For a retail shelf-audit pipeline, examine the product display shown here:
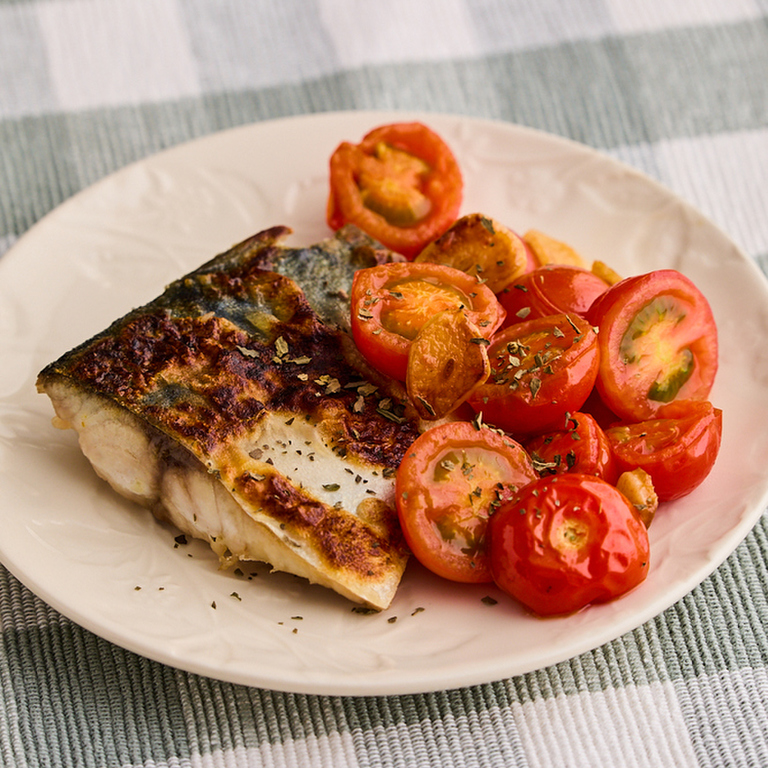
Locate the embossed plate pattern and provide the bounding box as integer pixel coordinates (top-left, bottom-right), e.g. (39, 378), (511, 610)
(2, 112), (768, 696)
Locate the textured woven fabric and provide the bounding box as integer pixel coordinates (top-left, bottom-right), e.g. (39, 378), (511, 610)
(2, 1), (768, 766)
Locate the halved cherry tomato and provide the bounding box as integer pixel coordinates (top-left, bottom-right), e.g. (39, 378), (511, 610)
(415, 213), (531, 293)
(395, 421), (537, 583)
(350, 262), (505, 381)
(467, 313), (599, 435)
(327, 122), (463, 259)
(525, 412), (618, 483)
(605, 400), (722, 501)
(489, 473), (650, 616)
(498, 265), (610, 326)
(587, 269), (718, 422)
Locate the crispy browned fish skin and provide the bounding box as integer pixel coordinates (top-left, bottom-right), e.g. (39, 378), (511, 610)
(37, 225), (419, 609)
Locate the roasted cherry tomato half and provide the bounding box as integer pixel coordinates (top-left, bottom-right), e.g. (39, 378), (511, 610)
(395, 421), (537, 583)
(498, 265), (610, 326)
(415, 213), (532, 294)
(467, 313), (599, 435)
(350, 261), (505, 381)
(488, 473), (650, 616)
(605, 400), (722, 501)
(525, 412), (618, 483)
(587, 269), (718, 422)
(327, 122), (463, 259)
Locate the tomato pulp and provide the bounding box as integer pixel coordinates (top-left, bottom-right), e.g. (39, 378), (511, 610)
(395, 421), (537, 583)
(489, 474), (650, 616)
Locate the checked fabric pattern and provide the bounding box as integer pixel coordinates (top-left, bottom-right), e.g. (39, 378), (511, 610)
(2, 1), (768, 766)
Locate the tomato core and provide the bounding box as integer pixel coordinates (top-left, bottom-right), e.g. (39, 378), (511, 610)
(555, 516), (591, 552)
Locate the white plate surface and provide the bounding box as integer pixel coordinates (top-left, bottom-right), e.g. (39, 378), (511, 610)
(2, 111), (768, 696)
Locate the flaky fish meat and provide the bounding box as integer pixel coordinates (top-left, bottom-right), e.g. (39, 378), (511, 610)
(37, 225), (421, 610)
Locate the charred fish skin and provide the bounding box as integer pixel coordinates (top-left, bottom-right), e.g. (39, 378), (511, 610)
(175, 223), (401, 333)
(37, 225), (418, 610)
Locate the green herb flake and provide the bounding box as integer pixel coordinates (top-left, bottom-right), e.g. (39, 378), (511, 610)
(417, 396), (436, 416)
(565, 314), (581, 333)
(480, 216), (496, 235)
(275, 336), (289, 357)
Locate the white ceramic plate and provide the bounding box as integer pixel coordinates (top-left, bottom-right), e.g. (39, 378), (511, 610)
(2, 111), (767, 697)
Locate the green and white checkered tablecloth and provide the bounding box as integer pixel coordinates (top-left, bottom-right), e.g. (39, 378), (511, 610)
(2, 1), (768, 765)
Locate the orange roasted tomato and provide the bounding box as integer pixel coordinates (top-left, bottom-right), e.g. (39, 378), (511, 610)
(498, 264), (610, 326)
(488, 473), (650, 616)
(467, 313), (599, 435)
(587, 269), (718, 422)
(350, 261), (505, 381)
(605, 400), (722, 501)
(395, 421), (537, 583)
(525, 411), (618, 483)
(327, 122), (463, 259)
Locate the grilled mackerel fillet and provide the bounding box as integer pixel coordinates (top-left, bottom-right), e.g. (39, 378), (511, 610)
(37, 225), (420, 610)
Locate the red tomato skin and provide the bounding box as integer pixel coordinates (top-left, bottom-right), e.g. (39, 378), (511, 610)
(587, 269), (718, 422)
(350, 262), (505, 381)
(395, 421), (537, 583)
(489, 474), (650, 616)
(605, 400), (722, 501)
(525, 412), (619, 484)
(327, 122), (463, 259)
(467, 313), (600, 435)
(498, 265), (610, 326)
